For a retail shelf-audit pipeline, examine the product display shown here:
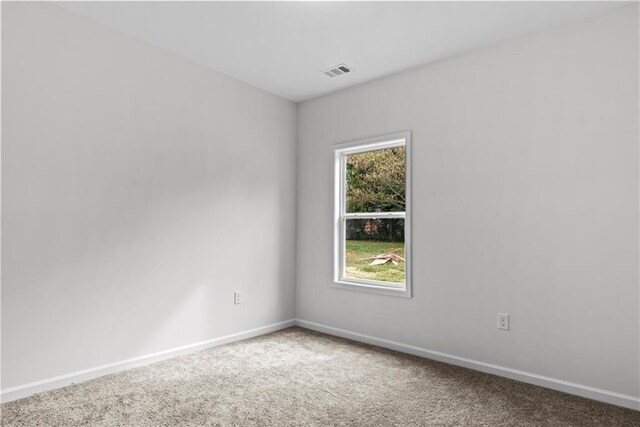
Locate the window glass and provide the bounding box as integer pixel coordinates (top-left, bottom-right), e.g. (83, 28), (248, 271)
(346, 147), (406, 213)
(344, 218), (405, 284)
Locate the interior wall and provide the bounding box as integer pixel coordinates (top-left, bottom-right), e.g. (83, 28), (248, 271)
(1, 2), (297, 389)
(296, 4), (639, 398)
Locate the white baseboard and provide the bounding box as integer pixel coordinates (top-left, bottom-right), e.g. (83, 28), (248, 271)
(294, 319), (640, 411)
(1, 319), (295, 404)
(4, 318), (638, 411)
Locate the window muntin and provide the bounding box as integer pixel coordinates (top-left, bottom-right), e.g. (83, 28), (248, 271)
(333, 132), (411, 297)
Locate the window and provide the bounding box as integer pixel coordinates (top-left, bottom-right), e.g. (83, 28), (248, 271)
(333, 131), (411, 297)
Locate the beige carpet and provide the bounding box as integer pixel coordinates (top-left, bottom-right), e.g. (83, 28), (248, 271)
(2, 327), (638, 426)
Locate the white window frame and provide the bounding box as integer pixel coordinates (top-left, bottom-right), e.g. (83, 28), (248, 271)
(332, 131), (412, 298)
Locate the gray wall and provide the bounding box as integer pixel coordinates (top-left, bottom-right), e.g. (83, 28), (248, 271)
(297, 4), (639, 397)
(2, 3), (297, 389)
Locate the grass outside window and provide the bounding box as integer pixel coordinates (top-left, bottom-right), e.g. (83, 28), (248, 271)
(345, 240), (405, 283)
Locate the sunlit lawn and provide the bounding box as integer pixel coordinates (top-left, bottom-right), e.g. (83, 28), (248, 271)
(345, 240), (405, 284)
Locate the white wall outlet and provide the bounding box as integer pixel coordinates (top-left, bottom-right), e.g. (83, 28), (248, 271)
(497, 313), (509, 330)
(234, 291), (242, 305)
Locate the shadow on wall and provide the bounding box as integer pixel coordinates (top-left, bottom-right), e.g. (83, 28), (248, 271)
(2, 123), (293, 387)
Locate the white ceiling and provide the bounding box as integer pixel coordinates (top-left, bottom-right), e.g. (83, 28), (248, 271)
(57, 1), (625, 103)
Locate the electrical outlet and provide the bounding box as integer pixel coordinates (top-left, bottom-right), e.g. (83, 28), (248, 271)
(497, 313), (509, 330)
(234, 291), (242, 305)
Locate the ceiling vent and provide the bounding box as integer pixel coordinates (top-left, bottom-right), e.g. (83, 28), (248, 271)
(322, 64), (354, 78)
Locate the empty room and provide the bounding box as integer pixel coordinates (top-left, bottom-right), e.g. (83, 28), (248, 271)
(1, 1), (639, 425)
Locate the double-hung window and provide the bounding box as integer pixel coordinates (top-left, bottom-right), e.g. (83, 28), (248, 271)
(333, 131), (411, 297)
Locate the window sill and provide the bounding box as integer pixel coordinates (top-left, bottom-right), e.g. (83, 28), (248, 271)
(332, 279), (412, 298)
